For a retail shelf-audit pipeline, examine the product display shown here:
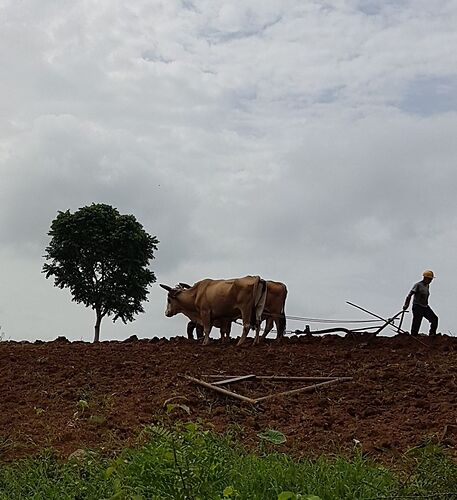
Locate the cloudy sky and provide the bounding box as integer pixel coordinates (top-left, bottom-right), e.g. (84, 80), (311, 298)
(1, 0), (457, 342)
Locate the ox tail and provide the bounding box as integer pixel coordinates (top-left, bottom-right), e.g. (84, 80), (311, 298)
(250, 277), (267, 329)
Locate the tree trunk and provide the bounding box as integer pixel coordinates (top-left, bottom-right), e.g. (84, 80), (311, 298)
(94, 309), (102, 343)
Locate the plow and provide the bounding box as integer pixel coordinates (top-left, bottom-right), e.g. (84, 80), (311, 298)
(288, 301), (408, 337)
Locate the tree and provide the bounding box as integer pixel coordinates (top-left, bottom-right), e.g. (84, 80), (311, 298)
(42, 203), (159, 342)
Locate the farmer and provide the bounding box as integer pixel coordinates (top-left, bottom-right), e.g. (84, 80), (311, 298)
(403, 270), (438, 336)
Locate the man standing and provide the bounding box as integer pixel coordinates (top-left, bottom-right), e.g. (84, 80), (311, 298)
(403, 270), (438, 336)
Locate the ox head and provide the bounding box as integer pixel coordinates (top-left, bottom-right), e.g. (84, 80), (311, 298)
(160, 284), (185, 317)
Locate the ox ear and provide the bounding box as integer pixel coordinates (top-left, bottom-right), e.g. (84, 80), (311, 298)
(178, 282), (191, 289)
(159, 284), (173, 292)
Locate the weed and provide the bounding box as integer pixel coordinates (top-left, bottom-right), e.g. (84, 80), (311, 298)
(76, 399), (89, 412)
(0, 436), (13, 457)
(0, 426), (456, 499)
(88, 415), (106, 426)
(33, 407), (46, 417)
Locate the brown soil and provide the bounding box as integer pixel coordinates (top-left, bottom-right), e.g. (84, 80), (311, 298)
(1, 334), (456, 462)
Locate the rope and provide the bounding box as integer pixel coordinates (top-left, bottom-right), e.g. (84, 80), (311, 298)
(285, 315), (381, 324)
(234, 311), (401, 334)
(263, 311), (382, 324)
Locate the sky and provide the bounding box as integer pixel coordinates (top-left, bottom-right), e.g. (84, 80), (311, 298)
(1, 0), (457, 342)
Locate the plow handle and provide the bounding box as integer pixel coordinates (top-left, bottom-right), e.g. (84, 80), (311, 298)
(397, 310), (406, 333)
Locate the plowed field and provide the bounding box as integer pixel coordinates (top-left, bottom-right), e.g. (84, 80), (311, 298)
(1, 334), (456, 462)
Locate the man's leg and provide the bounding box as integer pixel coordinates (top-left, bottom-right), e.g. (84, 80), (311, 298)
(411, 304), (424, 335)
(423, 306), (438, 335)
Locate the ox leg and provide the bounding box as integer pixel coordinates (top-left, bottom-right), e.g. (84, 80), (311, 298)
(221, 322), (231, 343)
(237, 323), (251, 346)
(253, 322), (263, 345)
(261, 318), (274, 340)
(226, 321), (232, 342)
(202, 326), (213, 345)
(196, 323), (204, 340)
(187, 321), (204, 340)
(253, 327), (259, 345)
(187, 321), (196, 340)
(201, 315), (212, 346)
(276, 313), (286, 339)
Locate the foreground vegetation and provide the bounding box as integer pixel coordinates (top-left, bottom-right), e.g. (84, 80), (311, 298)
(0, 422), (456, 500)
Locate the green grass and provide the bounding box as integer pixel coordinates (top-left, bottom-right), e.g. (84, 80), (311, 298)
(0, 423), (456, 499)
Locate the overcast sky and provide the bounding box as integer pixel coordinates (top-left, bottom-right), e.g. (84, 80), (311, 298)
(1, 0), (457, 342)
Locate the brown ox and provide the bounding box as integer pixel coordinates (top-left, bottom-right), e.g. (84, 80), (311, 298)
(187, 280), (287, 341)
(160, 276), (267, 346)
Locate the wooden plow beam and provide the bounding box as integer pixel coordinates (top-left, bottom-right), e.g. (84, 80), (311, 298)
(183, 374), (353, 405)
(291, 304), (406, 336)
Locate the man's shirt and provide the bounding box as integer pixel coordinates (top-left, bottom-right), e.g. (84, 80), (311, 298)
(409, 280), (430, 307)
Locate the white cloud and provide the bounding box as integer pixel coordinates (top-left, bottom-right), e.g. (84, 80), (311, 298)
(1, 0), (457, 341)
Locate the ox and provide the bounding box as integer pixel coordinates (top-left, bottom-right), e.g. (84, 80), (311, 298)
(160, 276), (267, 346)
(187, 280), (287, 341)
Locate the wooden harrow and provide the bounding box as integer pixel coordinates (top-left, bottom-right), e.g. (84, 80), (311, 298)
(183, 374), (353, 405)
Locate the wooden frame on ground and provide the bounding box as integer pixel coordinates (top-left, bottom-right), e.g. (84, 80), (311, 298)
(183, 374), (353, 405)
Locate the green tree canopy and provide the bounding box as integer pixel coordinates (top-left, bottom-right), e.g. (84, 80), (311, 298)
(42, 203), (159, 342)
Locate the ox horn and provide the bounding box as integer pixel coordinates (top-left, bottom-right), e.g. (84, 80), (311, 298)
(178, 282), (191, 289)
(159, 284), (173, 292)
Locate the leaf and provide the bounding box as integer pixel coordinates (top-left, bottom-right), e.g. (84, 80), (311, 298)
(278, 494), (321, 500)
(105, 466), (116, 478)
(108, 493), (123, 500)
(77, 399), (89, 410)
(223, 485), (235, 497)
(166, 403), (191, 415)
(257, 429), (287, 445)
(185, 422), (200, 433)
(278, 492), (295, 500)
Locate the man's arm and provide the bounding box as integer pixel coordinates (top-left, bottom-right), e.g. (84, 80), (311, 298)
(403, 284), (416, 310)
